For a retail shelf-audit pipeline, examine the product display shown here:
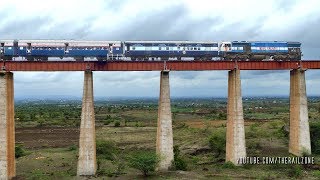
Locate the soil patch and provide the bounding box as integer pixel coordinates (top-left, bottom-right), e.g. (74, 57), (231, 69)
(16, 127), (79, 149)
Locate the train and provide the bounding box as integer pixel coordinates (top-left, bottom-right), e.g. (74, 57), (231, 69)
(0, 40), (302, 61)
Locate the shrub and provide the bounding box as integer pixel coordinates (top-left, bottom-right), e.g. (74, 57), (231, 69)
(67, 144), (77, 151)
(103, 119), (114, 125)
(128, 152), (159, 176)
(313, 170), (320, 178)
(208, 129), (226, 158)
(171, 145), (187, 171)
(96, 140), (117, 160)
(114, 120), (121, 127)
(222, 161), (236, 169)
(288, 165), (303, 178)
(15, 144), (28, 158)
(310, 122), (320, 154)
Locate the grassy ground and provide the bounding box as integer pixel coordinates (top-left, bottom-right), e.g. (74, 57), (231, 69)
(15, 120), (320, 179)
(13, 98), (320, 179)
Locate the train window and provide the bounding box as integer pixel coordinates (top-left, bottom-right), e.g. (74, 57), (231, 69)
(178, 47), (180, 50)
(159, 47), (161, 50)
(166, 47), (169, 50)
(132, 47), (135, 50)
(198, 47), (200, 50)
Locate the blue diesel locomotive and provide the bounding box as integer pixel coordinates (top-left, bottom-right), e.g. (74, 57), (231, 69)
(0, 40), (302, 61)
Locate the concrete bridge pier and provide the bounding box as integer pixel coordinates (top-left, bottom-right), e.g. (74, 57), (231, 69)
(0, 72), (15, 180)
(226, 69), (246, 165)
(77, 71), (97, 176)
(289, 69), (311, 156)
(156, 71), (174, 171)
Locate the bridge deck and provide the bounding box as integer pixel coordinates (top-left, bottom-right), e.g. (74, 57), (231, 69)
(1, 60), (320, 71)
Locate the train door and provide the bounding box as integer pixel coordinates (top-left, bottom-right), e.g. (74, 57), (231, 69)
(13, 40), (19, 56)
(64, 43), (69, 55)
(145, 43), (152, 57)
(109, 43), (113, 54)
(26, 43), (32, 55)
(0, 42), (4, 56)
(125, 44), (130, 52)
(109, 43), (113, 60)
(244, 44), (251, 54)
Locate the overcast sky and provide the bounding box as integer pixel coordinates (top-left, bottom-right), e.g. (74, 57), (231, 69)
(1, 0), (320, 98)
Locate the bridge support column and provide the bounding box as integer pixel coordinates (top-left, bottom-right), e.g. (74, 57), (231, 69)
(226, 69), (246, 165)
(156, 71), (174, 171)
(77, 71), (97, 176)
(289, 69), (311, 156)
(0, 72), (15, 180)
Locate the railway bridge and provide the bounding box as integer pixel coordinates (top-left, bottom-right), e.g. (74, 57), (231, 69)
(1, 60), (320, 178)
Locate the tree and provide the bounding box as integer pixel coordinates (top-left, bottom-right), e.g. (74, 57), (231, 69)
(209, 129), (226, 158)
(128, 152), (159, 176)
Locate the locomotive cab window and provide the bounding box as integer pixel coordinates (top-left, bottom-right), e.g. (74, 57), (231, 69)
(220, 42), (232, 51)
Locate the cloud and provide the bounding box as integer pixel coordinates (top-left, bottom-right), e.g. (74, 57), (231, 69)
(0, 0), (320, 97)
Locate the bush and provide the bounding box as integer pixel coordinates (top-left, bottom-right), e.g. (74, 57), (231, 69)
(313, 170), (320, 178)
(208, 129), (226, 158)
(103, 119), (114, 125)
(310, 122), (320, 154)
(221, 161), (236, 169)
(288, 165), (303, 178)
(15, 144), (28, 158)
(171, 145), (187, 171)
(128, 152), (159, 176)
(96, 140), (117, 160)
(67, 144), (77, 151)
(114, 120), (121, 127)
